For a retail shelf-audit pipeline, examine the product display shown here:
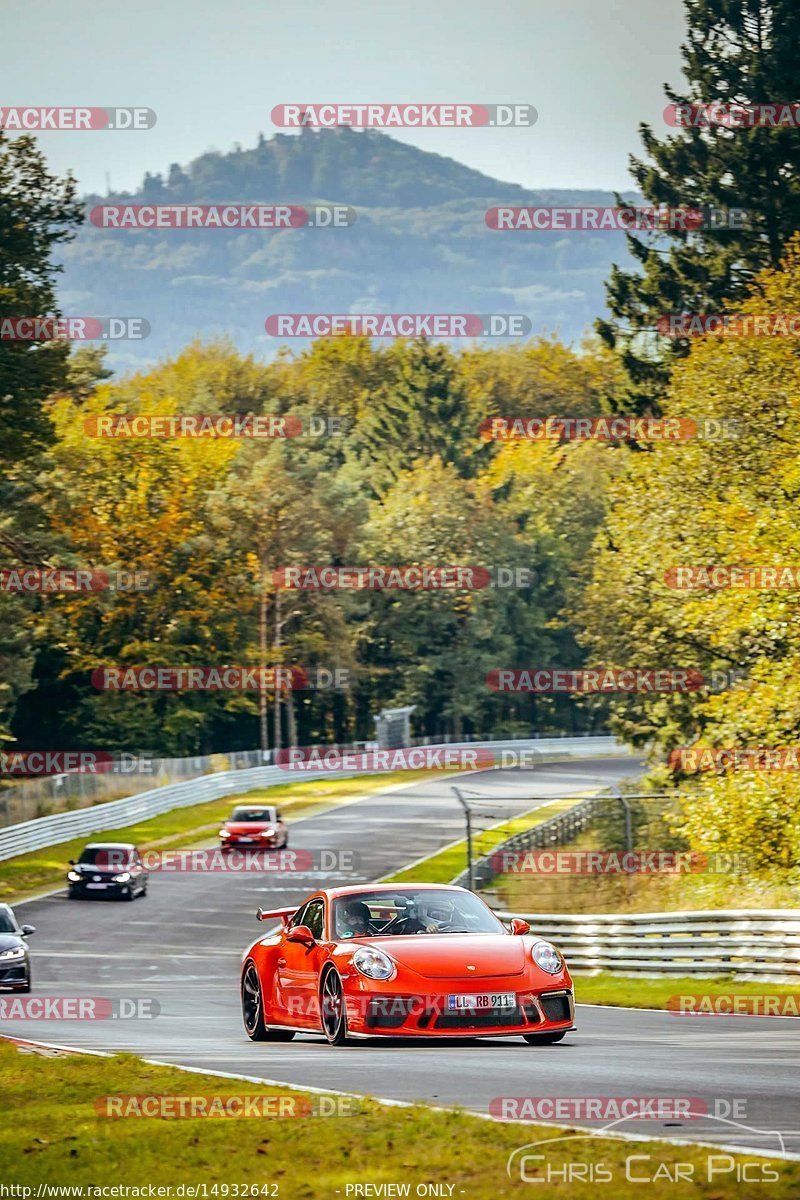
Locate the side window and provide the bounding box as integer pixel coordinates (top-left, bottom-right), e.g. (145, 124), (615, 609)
(304, 899), (325, 941)
(289, 902), (308, 929)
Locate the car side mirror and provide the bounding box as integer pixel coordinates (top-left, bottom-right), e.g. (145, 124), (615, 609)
(287, 924), (316, 947)
(21, 925), (35, 936)
(510, 918), (530, 935)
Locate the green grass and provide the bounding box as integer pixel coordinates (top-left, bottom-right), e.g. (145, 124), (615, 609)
(574, 971), (800, 1009)
(495, 829), (800, 915)
(0, 770), (441, 902)
(383, 795), (589, 884)
(1, 1040), (797, 1197)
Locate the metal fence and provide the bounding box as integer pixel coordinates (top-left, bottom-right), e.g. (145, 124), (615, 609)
(0, 730), (616, 828)
(0, 749), (273, 828)
(0, 735), (627, 862)
(451, 791), (610, 890)
(497, 909), (800, 977)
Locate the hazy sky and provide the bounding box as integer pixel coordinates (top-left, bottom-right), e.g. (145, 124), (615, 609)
(4, 0), (688, 195)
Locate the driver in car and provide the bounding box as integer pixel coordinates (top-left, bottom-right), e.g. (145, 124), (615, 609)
(336, 899), (372, 939)
(398, 899), (453, 934)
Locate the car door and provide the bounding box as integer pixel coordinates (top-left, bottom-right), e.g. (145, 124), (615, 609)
(275, 897), (327, 1029)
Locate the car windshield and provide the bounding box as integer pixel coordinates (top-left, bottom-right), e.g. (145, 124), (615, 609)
(77, 847), (131, 868)
(230, 807), (275, 822)
(0, 907), (18, 934)
(332, 889), (505, 939)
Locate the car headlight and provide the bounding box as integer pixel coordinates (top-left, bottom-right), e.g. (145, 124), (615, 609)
(219, 829), (230, 837)
(112, 872), (131, 883)
(259, 829), (276, 837)
(67, 871), (81, 882)
(532, 941), (563, 974)
(0, 946), (25, 960)
(353, 947), (396, 981)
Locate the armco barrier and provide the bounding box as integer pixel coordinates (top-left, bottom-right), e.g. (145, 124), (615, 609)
(0, 735), (627, 862)
(498, 909), (800, 977)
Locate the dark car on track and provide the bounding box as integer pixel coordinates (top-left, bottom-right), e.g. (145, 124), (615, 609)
(67, 842), (148, 900)
(0, 903), (35, 992)
(219, 805), (288, 850)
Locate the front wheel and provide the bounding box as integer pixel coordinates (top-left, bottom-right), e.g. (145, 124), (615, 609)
(523, 1030), (567, 1045)
(242, 962), (295, 1042)
(320, 969), (349, 1046)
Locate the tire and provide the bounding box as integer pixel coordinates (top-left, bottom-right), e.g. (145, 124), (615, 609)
(122, 888), (134, 901)
(523, 1031), (568, 1045)
(241, 962), (295, 1042)
(320, 968), (349, 1046)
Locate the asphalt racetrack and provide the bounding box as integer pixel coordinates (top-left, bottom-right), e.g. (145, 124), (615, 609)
(4, 757), (800, 1156)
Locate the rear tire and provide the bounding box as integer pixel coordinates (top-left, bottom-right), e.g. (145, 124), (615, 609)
(242, 962), (296, 1042)
(523, 1031), (567, 1045)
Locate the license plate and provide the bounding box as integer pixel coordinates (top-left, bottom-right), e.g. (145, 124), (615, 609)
(447, 992), (515, 1011)
(86, 883), (107, 889)
(237, 837), (253, 844)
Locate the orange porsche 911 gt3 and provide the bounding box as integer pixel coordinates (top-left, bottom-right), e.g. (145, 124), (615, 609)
(240, 883), (574, 1045)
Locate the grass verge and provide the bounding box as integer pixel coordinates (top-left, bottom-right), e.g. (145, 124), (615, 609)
(0, 770), (441, 903)
(574, 971), (800, 1010)
(1, 1039), (797, 1197)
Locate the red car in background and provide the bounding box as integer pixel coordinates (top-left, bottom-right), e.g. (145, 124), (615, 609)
(219, 804), (289, 850)
(241, 883), (574, 1046)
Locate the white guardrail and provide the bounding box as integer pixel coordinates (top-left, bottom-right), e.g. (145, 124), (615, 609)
(0, 735), (626, 863)
(499, 910), (800, 977)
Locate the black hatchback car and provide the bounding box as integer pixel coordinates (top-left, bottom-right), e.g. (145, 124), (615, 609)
(0, 903), (35, 992)
(67, 842), (149, 900)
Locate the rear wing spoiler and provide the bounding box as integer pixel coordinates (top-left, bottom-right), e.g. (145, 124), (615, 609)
(256, 906), (295, 925)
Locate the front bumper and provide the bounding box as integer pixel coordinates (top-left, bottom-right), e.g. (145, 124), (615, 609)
(344, 984), (574, 1038)
(68, 879), (131, 898)
(220, 838), (279, 849)
(0, 959), (29, 989)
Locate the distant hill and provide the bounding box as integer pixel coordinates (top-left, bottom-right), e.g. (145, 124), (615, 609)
(58, 128), (640, 370)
